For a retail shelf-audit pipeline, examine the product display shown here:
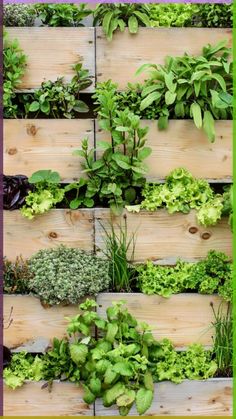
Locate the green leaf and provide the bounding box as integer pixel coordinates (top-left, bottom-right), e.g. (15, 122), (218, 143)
(29, 101), (40, 112)
(128, 16), (138, 34)
(40, 100), (50, 114)
(158, 115), (168, 130)
(106, 322), (118, 343)
(133, 11), (150, 26)
(104, 382), (125, 405)
(29, 170), (60, 184)
(164, 72), (176, 93)
(117, 19), (125, 32)
(117, 389), (136, 407)
(102, 11), (114, 37)
(136, 388), (153, 415)
(140, 92), (161, 110)
(82, 384), (96, 404)
(144, 371), (154, 391)
(203, 110), (215, 143)
(70, 198), (81, 210)
(165, 91), (176, 105)
(190, 102), (202, 129)
(138, 147), (152, 160)
(97, 140), (111, 150)
(113, 362), (133, 377)
(104, 367), (118, 385)
(211, 73), (226, 91)
(70, 343), (88, 365)
(74, 100), (89, 113)
(89, 377), (101, 395)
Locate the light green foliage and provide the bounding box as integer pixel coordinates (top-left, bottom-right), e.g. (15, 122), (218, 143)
(140, 168), (224, 226)
(73, 81), (151, 214)
(4, 352), (44, 389)
(3, 31), (27, 118)
(221, 185), (233, 231)
(138, 250), (232, 301)
(28, 246), (110, 305)
(149, 3), (197, 27)
(20, 170), (64, 219)
(35, 3), (91, 27)
(211, 303), (232, 377)
(93, 3), (150, 40)
(3, 4), (36, 26)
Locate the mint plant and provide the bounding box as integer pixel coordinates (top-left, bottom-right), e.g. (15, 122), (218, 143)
(35, 3), (91, 27)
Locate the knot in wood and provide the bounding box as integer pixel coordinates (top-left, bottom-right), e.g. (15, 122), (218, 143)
(8, 147), (17, 155)
(201, 232), (211, 240)
(188, 226), (198, 234)
(48, 231), (58, 239)
(27, 125), (37, 136)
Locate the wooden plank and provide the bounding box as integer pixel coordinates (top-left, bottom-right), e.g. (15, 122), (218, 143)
(96, 120), (232, 182)
(4, 381), (92, 416)
(97, 293), (224, 348)
(95, 378), (232, 416)
(4, 295), (86, 352)
(7, 27), (95, 91)
(94, 209), (232, 263)
(4, 119), (94, 182)
(4, 209), (94, 260)
(96, 28), (232, 89)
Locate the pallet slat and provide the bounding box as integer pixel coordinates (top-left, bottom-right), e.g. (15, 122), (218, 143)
(96, 120), (232, 181)
(4, 119), (94, 181)
(4, 209), (94, 260)
(97, 293), (224, 348)
(7, 28), (95, 91)
(4, 381), (92, 416)
(95, 379), (232, 416)
(95, 209), (232, 263)
(96, 27), (232, 89)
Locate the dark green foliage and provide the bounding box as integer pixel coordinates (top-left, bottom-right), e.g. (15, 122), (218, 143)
(35, 3), (91, 27)
(192, 3), (233, 28)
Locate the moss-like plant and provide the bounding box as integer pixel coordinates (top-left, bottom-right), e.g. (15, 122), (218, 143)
(3, 4), (36, 26)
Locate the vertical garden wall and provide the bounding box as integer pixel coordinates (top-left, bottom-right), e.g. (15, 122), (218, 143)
(3, 3), (233, 416)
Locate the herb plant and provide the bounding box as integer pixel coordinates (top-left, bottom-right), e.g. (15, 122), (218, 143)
(93, 3), (150, 40)
(3, 175), (32, 210)
(138, 250), (232, 301)
(192, 3), (233, 28)
(4, 256), (32, 294)
(28, 246), (110, 305)
(136, 41), (232, 142)
(149, 3), (197, 28)
(211, 302), (232, 377)
(3, 352), (44, 390)
(136, 168), (224, 227)
(20, 170), (64, 219)
(3, 31), (27, 118)
(74, 81), (151, 214)
(19, 63), (92, 118)
(3, 4), (36, 26)
(35, 3), (91, 27)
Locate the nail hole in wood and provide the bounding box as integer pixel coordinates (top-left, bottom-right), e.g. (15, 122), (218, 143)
(48, 232), (58, 239)
(189, 226), (198, 234)
(201, 232), (211, 240)
(8, 148), (17, 155)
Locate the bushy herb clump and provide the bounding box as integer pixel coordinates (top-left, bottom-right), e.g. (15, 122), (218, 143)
(192, 3), (233, 28)
(3, 256), (32, 294)
(3, 32), (27, 118)
(3, 4), (36, 26)
(28, 246), (110, 305)
(138, 250), (232, 301)
(149, 3), (197, 28)
(137, 168), (224, 227)
(34, 3), (91, 27)
(4, 299), (219, 415)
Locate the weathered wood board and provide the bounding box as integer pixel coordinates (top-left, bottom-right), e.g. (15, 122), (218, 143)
(96, 120), (232, 182)
(96, 27), (232, 89)
(95, 209), (232, 263)
(4, 209), (94, 260)
(97, 293), (225, 348)
(4, 381), (92, 416)
(4, 295), (86, 352)
(4, 119), (94, 181)
(95, 379), (232, 416)
(7, 28), (95, 91)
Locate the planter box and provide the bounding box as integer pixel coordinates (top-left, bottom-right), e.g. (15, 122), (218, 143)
(95, 378), (232, 416)
(4, 209), (232, 261)
(96, 27), (232, 89)
(97, 293), (225, 349)
(4, 381), (92, 416)
(7, 27), (95, 91)
(4, 119), (94, 182)
(96, 120), (232, 182)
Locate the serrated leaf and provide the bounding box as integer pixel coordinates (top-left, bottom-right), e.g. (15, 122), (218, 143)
(190, 102), (202, 129)
(136, 388), (153, 415)
(106, 322), (118, 343)
(70, 343), (88, 365)
(113, 361), (133, 377)
(104, 382), (125, 405)
(117, 389), (136, 407)
(128, 16), (138, 34)
(104, 367), (117, 385)
(89, 377), (101, 395)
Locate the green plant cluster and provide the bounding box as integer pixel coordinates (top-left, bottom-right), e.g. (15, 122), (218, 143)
(211, 303), (232, 377)
(3, 32), (27, 118)
(27, 246), (110, 305)
(192, 3), (233, 28)
(138, 250), (232, 301)
(137, 168), (224, 227)
(148, 3), (198, 28)
(20, 170), (64, 219)
(4, 299), (218, 415)
(34, 3), (91, 27)
(3, 256), (32, 294)
(3, 3), (36, 26)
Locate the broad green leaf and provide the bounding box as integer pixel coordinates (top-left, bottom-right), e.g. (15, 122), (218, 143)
(211, 73), (226, 91)
(70, 343), (88, 365)
(102, 11), (114, 37)
(141, 84), (159, 98)
(164, 72), (176, 93)
(82, 384), (96, 404)
(128, 16), (138, 34)
(74, 100), (89, 113)
(99, 119), (111, 131)
(158, 115), (168, 130)
(124, 187), (136, 203)
(104, 382), (125, 405)
(40, 100), (50, 114)
(138, 147), (152, 160)
(218, 91), (232, 105)
(29, 101), (40, 112)
(89, 377), (101, 395)
(97, 140), (111, 150)
(136, 388), (153, 415)
(144, 371), (154, 391)
(140, 91), (161, 110)
(190, 102), (202, 129)
(70, 198), (81, 210)
(117, 19), (125, 32)
(113, 361), (133, 377)
(203, 110), (215, 143)
(108, 17), (119, 40)
(106, 322), (118, 343)
(117, 389), (136, 407)
(135, 63), (154, 77)
(104, 367), (118, 385)
(165, 91), (176, 105)
(133, 11), (150, 26)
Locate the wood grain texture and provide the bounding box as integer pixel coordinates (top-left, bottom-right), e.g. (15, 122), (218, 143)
(4, 295), (86, 352)
(96, 27), (232, 89)
(7, 27), (95, 91)
(4, 209), (94, 260)
(97, 293), (225, 348)
(4, 119), (94, 181)
(95, 209), (232, 263)
(96, 120), (232, 181)
(4, 381), (92, 416)
(95, 379), (232, 416)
